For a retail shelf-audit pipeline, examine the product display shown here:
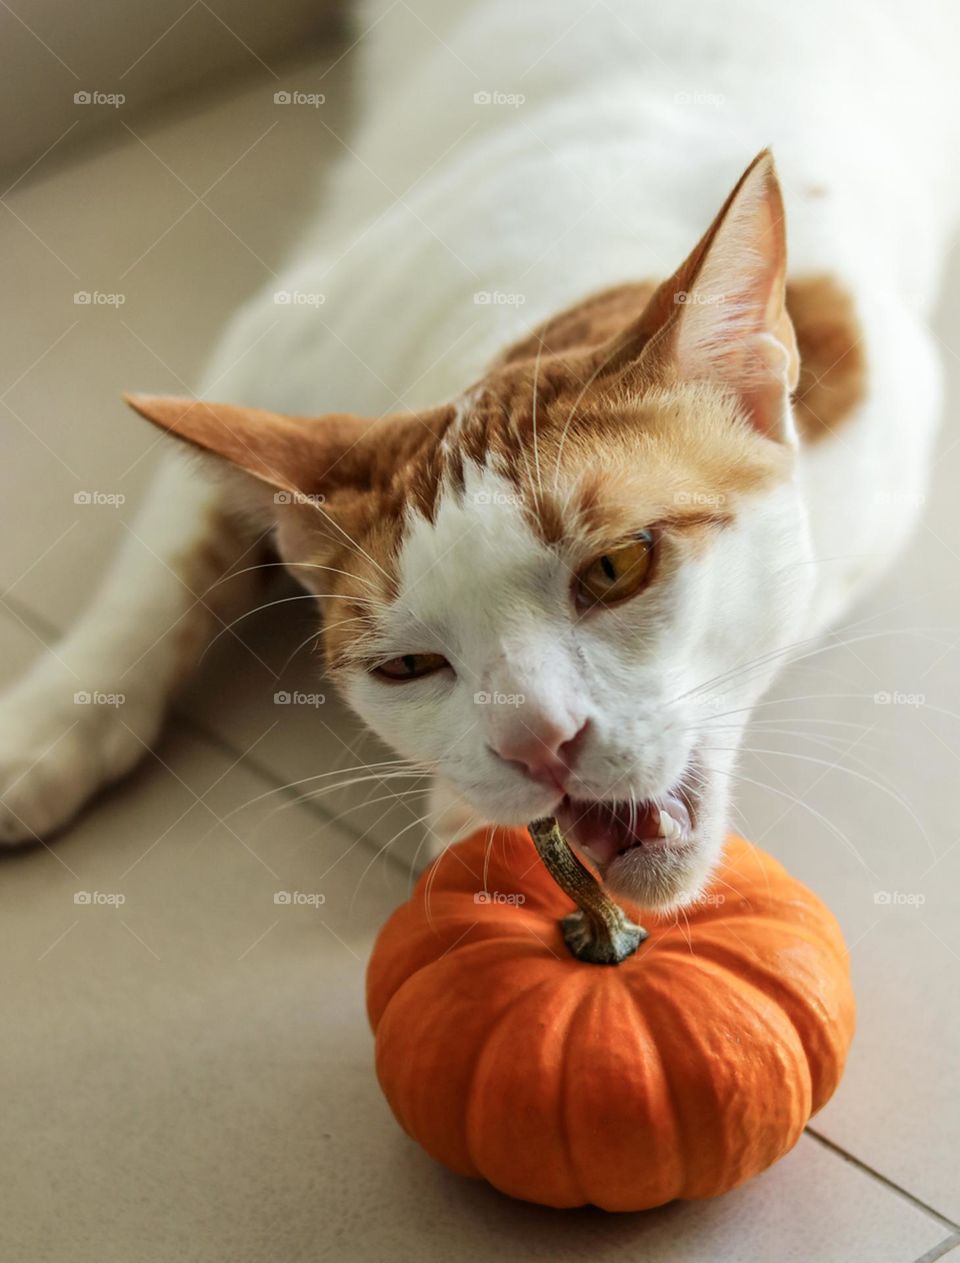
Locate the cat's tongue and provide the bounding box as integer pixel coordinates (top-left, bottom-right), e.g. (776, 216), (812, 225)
(560, 793), (693, 868)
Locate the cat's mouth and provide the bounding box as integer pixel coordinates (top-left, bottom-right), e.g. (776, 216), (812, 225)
(557, 783), (698, 874)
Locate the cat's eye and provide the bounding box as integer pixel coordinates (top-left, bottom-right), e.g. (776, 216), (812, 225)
(575, 530), (656, 608)
(374, 653), (450, 681)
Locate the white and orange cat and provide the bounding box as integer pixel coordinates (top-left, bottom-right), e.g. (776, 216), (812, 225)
(2, 0), (959, 906)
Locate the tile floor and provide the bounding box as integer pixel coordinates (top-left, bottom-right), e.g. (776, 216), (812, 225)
(1, 36), (959, 1263)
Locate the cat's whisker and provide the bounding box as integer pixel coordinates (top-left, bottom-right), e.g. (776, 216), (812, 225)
(202, 558), (380, 596)
(199, 592), (371, 665)
(674, 623), (954, 709)
(529, 334), (546, 506)
(260, 775), (432, 828)
(349, 805), (441, 913)
(707, 762), (878, 878)
(701, 741), (936, 864)
(215, 759), (430, 824)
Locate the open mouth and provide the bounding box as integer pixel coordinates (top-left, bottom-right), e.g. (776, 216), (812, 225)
(557, 784), (698, 873)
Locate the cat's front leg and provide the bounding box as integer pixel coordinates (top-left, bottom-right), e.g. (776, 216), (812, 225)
(0, 455), (263, 844)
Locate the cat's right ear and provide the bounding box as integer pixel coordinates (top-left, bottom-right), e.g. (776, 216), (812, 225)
(123, 394), (371, 500)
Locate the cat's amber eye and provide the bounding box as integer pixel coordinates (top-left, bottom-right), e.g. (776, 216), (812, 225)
(575, 530), (656, 609)
(374, 653), (450, 682)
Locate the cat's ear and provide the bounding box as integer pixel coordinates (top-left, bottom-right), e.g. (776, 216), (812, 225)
(621, 150), (799, 443)
(123, 394), (370, 498)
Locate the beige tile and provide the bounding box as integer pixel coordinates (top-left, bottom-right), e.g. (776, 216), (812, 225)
(0, 613), (952, 1261)
(0, 48), (353, 628)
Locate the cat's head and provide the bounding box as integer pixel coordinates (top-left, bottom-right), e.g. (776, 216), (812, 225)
(127, 151), (814, 908)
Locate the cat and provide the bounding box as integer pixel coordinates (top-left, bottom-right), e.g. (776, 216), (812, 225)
(2, 0), (959, 908)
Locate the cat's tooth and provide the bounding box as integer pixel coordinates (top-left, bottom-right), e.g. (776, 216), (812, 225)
(657, 809), (678, 839)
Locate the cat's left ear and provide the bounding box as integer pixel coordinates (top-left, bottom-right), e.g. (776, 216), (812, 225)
(629, 150), (799, 443)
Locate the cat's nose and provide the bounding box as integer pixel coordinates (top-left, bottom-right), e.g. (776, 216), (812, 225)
(491, 719), (588, 790)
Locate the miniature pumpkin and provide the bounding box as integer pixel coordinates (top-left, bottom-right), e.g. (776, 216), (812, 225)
(366, 820), (855, 1212)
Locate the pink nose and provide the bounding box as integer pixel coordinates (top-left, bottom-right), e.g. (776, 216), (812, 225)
(491, 719), (588, 790)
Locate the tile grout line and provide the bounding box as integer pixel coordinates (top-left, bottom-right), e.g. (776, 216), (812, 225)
(806, 1127), (960, 1234)
(0, 593), (417, 876)
(3, 607), (960, 1236)
(179, 709), (416, 876)
(912, 1234), (960, 1263)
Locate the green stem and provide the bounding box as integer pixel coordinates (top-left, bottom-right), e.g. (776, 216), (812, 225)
(528, 817), (647, 964)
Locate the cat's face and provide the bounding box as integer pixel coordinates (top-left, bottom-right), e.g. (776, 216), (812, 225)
(334, 377), (812, 907)
(127, 151), (811, 907)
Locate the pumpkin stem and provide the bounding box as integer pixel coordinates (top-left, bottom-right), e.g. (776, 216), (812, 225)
(528, 818), (647, 964)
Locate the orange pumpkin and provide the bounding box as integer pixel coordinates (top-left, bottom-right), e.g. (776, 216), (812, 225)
(366, 821), (855, 1211)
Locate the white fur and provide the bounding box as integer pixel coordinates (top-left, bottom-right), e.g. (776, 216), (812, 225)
(2, 0), (958, 880)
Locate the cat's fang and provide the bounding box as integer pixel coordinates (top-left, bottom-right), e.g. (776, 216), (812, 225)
(656, 809), (679, 839)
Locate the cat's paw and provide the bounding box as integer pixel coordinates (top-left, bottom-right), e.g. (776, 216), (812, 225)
(0, 673), (160, 845)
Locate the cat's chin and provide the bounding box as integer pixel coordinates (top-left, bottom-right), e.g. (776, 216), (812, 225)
(557, 781), (718, 910)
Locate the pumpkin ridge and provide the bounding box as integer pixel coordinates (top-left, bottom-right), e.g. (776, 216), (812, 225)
(377, 948), (567, 1176)
(464, 969), (593, 1203)
(655, 930), (854, 1110)
(639, 961), (811, 1197)
(609, 967), (688, 1205)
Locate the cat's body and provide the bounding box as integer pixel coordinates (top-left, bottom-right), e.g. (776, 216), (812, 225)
(2, 0), (959, 904)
